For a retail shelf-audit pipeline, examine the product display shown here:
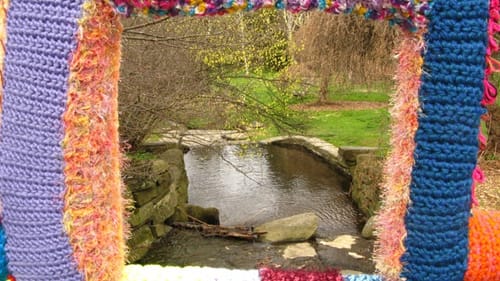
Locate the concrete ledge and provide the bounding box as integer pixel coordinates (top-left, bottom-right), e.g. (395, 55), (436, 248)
(260, 136), (351, 177)
(338, 146), (378, 166)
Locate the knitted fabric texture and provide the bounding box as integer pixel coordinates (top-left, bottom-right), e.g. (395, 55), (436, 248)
(464, 208), (500, 281)
(63, 1), (127, 280)
(373, 30), (424, 280)
(121, 265), (384, 281)
(0, 1), (85, 280)
(259, 268), (343, 281)
(342, 275), (382, 281)
(122, 265), (261, 281)
(402, 0), (489, 280)
(0, 226), (7, 281)
(0, 0), (7, 131)
(109, 0), (429, 32)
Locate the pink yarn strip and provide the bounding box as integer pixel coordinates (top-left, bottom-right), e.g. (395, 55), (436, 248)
(471, 167), (485, 207)
(259, 268), (342, 281)
(373, 30), (425, 281)
(474, 0), (500, 207)
(483, 0), (500, 105)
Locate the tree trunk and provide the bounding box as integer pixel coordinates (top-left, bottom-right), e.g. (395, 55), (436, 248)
(318, 76), (329, 104)
(238, 13), (250, 75)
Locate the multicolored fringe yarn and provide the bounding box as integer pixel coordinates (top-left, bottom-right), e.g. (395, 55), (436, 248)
(63, 0), (127, 280)
(259, 267), (342, 281)
(0, 1), (85, 280)
(401, 0), (489, 280)
(109, 0), (430, 32)
(464, 208), (500, 281)
(373, 30), (424, 281)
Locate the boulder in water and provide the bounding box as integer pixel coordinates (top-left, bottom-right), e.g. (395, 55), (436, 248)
(255, 212), (318, 243)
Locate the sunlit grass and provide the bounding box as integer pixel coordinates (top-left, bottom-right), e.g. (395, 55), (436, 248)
(196, 72), (393, 148)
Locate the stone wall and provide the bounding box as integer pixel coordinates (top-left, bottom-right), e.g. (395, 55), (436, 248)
(124, 147), (188, 262)
(350, 153), (382, 219)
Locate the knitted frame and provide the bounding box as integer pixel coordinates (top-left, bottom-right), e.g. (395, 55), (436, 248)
(0, 0), (498, 281)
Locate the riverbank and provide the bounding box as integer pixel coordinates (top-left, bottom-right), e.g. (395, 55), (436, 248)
(136, 143), (376, 273)
(140, 229), (375, 274)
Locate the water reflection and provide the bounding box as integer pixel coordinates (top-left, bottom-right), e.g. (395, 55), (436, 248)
(185, 144), (360, 237)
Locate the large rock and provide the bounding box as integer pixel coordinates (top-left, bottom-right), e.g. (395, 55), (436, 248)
(129, 201), (155, 227)
(350, 154), (382, 218)
(186, 204), (220, 225)
(127, 225), (155, 262)
(152, 184), (178, 224)
(133, 187), (159, 206)
(255, 212), (318, 243)
(361, 216), (375, 239)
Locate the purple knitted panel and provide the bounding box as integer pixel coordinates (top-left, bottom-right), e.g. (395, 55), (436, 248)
(0, 1), (85, 280)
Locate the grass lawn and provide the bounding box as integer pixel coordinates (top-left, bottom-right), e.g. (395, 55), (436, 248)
(293, 85), (391, 104)
(305, 109), (390, 147)
(210, 73), (393, 148)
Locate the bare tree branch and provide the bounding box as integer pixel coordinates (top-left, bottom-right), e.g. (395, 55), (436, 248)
(123, 17), (169, 32)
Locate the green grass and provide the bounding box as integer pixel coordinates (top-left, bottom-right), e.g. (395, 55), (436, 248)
(229, 75), (392, 147)
(211, 72), (392, 148)
(292, 85), (391, 105)
(327, 89), (390, 103)
(305, 109), (390, 147)
(226, 73), (282, 105)
(127, 151), (155, 161)
(248, 108), (390, 148)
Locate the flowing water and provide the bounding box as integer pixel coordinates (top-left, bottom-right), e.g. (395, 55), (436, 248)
(140, 144), (372, 271)
(185, 144), (360, 237)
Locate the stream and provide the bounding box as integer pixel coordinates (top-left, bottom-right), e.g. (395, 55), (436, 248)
(185, 144), (359, 237)
(141, 144), (373, 272)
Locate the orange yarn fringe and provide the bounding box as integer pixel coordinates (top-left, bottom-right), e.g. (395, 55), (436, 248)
(373, 30), (425, 281)
(63, 1), (127, 280)
(465, 208), (500, 281)
(0, 0), (8, 215)
(0, 0), (8, 127)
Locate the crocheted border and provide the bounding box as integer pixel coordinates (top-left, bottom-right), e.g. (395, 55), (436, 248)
(107, 0), (430, 32)
(63, 1), (127, 280)
(0, 1), (85, 280)
(373, 30), (423, 280)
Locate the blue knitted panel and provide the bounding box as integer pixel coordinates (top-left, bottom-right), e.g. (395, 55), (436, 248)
(402, 0), (489, 280)
(0, 1), (85, 280)
(343, 274), (382, 281)
(0, 225), (7, 281)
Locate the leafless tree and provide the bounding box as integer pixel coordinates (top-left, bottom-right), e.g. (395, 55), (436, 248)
(291, 13), (398, 103)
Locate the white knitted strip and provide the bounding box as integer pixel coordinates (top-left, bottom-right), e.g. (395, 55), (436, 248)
(123, 265), (261, 281)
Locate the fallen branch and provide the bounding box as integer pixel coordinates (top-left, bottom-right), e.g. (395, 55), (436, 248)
(172, 220), (266, 241)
